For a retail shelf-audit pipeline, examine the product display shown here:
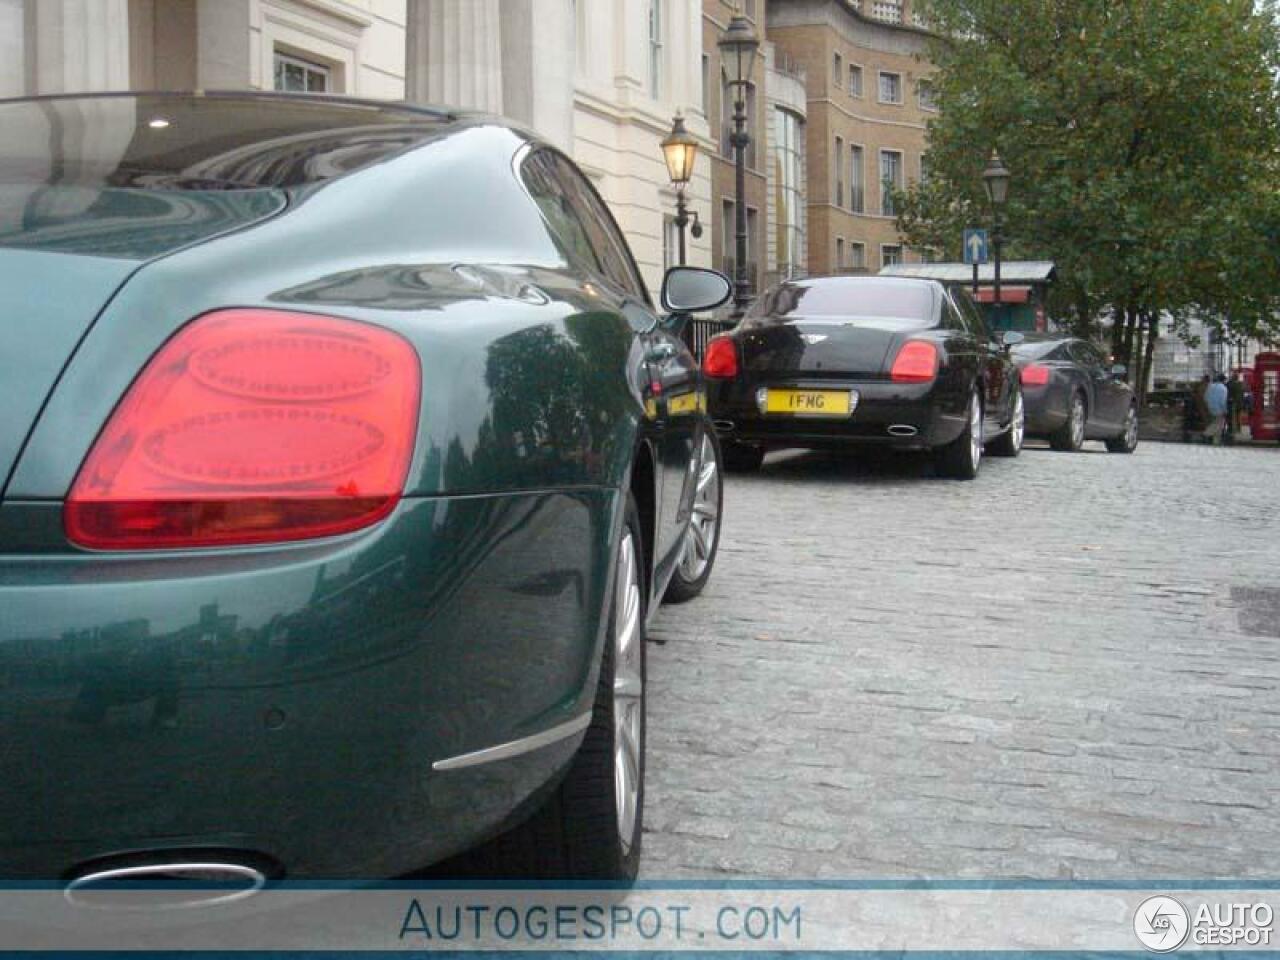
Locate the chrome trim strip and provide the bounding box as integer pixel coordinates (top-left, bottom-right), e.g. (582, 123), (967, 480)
(432, 712), (593, 771)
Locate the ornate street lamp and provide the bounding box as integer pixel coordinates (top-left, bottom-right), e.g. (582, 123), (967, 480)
(661, 113), (701, 266)
(718, 13), (759, 316)
(982, 150), (1011, 305)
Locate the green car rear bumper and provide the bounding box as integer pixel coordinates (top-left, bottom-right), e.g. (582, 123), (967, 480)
(0, 489), (616, 880)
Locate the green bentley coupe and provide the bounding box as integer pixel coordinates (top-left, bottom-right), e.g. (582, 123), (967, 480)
(0, 92), (730, 889)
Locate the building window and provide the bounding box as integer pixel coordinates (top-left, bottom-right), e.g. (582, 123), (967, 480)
(833, 52), (843, 89)
(773, 107), (806, 279)
(850, 144), (864, 213)
(648, 0), (663, 99)
(701, 54), (710, 117)
(722, 198), (736, 278)
(881, 243), (904, 267)
(880, 149), (903, 216)
(850, 242), (867, 270)
(878, 71), (902, 105)
(871, 0), (903, 23)
(834, 135), (844, 207)
(720, 72), (733, 157)
(836, 237), (845, 270)
(274, 51), (331, 92)
(848, 64), (863, 98)
(918, 79), (938, 111)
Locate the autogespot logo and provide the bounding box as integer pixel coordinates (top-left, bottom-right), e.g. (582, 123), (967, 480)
(1134, 896), (1191, 952)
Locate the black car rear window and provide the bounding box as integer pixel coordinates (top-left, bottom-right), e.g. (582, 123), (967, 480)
(0, 94), (450, 190)
(744, 279), (936, 330)
(1012, 340), (1065, 360)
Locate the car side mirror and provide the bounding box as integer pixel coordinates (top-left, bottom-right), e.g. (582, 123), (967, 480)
(1001, 330), (1025, 349)
(1111, 364), (1127, 378)
(660, 266), (732, 315)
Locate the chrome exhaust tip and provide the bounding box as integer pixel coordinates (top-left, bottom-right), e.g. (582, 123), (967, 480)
(887, 424), (919, 437)
(65, 860), (268, 911)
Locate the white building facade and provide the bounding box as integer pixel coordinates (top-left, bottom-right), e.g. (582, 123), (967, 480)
(0, 0), (712, 295)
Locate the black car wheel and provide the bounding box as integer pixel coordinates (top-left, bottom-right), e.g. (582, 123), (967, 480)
(1050, 391), (1086, 452)
(665, 428), (722, 604)
(936, 388), (983, 480)
(1106, 404), (1139, 453)
(474, 495), (646, 881)
(723, 441), (765, 473)
(988, 386), (1024, 457)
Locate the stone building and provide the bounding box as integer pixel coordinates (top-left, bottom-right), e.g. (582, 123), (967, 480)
(700, 0), (768, 300)
(0, 0), (713, 296)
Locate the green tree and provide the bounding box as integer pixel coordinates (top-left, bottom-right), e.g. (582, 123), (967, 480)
(899, 0), (1280, 395)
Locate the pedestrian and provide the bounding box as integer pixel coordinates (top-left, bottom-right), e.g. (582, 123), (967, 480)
(1204, 374), (1229, 445)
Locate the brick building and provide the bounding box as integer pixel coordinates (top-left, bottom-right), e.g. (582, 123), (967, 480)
(768, 0), (933, 277)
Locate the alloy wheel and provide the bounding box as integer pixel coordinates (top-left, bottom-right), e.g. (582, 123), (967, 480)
(1010, 390), (1025, 452)
(1124, 407), (1138, 449)
(612, 530), (643, 854)
(969, 392), (984, 471)
(1070, 396), (1086, 448)
(678, 433), (720, 583)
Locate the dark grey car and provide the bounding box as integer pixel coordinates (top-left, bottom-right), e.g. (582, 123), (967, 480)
(1011, 335), (1138, 453)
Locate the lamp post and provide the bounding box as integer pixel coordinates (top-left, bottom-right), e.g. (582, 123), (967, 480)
(982, 150), (1010, 307)
(661, 113), (701, 266)
(718, 13), (759, 316)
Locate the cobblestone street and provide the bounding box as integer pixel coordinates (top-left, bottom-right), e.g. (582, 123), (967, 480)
(643, 440), (1280, 881)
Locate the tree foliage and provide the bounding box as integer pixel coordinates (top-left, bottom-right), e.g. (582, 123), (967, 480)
(900, 0), (1280, 373)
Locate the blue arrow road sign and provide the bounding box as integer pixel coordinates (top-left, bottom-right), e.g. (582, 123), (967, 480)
(963, 228), (989, 265)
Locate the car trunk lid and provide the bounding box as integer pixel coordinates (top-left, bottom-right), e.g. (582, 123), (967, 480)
(738, 321), (907, 381)
(0, 185), (286, 498)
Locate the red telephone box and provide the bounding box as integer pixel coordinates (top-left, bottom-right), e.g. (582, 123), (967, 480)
(1251, 353), (1280, 443)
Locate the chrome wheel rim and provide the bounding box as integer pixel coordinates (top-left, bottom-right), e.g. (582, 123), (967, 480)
(678, 434), (720, 583)
(1011, 390), (1025, 451)
(1071, 397), (1085, 448)
(612, 530), (643, 853)
(1124, 408), (1138, 448)
(969, 392), (983, 470)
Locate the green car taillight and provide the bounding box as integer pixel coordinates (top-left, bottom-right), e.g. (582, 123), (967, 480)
(65, 308), (421, 550)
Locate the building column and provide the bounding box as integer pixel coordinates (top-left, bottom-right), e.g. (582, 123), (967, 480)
(405, 0), (504, 113)
(499, 0), (574, 150)
(23, 0), (130, 95)
(196, 0), (250, 89)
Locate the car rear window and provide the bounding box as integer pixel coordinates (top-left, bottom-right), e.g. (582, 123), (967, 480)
(1012, 340), (1065, 360)
(744, 279), (936, 330)
(0, 94), (449, 190)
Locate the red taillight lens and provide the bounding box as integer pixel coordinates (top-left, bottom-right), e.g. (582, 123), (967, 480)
(890, 340), (939, 383)
(1021, 363), (1051, 386)
(65, 309), (421, 550)
(703, 336), (739, 379)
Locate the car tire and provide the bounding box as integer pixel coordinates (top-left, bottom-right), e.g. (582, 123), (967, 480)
(664, 427), (722, 604)
(1106, 404), (1139, 453)
(465, 495), (646, 881)
(936, 388), (983, 480)
(723, 441), (764, 473)
(1050, 390), (1086, 451)
(988, 385), (1024, 457)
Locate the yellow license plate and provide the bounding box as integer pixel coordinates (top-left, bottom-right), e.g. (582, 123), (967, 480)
(763, 389), (855, 417)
